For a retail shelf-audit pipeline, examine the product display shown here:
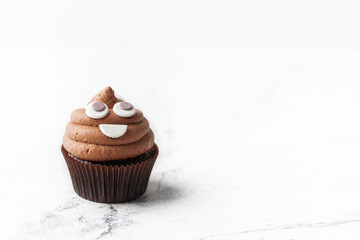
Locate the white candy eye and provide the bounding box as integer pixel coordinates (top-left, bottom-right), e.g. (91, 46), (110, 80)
(113, 102), (136, 118)
(85, 101), (109, 119)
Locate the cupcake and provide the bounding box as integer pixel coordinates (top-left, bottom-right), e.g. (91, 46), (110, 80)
(61, 87), (158, 203)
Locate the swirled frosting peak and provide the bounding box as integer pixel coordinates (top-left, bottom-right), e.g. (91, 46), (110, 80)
(63, 87), (155, 161)
(89, 86), (118, 108)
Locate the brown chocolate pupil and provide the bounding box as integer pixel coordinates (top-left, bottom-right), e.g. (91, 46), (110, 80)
(120, 102), (133, 110)
(92, 102), (105, 112)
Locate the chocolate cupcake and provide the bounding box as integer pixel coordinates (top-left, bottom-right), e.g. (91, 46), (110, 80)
(61, 87), (158, 203)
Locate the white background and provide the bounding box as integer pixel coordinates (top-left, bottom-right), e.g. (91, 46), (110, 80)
(1, 0), (360, 239)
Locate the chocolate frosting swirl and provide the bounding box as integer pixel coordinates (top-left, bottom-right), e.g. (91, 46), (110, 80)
(63, 87), (155, 161)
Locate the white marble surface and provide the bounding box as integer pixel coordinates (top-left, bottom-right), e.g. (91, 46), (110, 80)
(1, 1), (360, 239)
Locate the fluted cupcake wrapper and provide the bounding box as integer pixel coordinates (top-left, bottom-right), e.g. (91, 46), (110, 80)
(61, 144), (158, 203)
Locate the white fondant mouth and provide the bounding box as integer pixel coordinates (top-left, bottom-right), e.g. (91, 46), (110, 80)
(99, 124), (127, 138)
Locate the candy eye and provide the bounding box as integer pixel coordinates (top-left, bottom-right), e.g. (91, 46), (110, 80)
(113, 101), (136, 117)
(85, 101), (109, 119)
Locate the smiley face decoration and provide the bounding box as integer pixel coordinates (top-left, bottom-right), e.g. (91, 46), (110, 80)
(85, 100), (136, 138)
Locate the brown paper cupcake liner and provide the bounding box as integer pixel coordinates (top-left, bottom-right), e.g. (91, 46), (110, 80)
(61, 144), (158, 203)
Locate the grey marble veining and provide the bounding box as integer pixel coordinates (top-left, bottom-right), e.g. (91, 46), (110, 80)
(199, 218), (360, 240)
(22, 169), (185, 240)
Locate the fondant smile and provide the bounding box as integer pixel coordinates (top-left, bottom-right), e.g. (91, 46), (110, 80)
(99, 124), (127, 138)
